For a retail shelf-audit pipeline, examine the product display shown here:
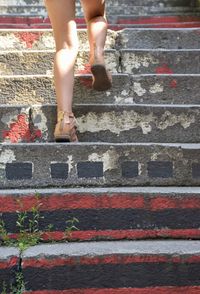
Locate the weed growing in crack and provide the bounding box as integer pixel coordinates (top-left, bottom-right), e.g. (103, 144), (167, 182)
(0, 193), (79, 250)
(65, 217), (79, 239)
(0, 192), (79, 294)
(0, 194), (43, 252)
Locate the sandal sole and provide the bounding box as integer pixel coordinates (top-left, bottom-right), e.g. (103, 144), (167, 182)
(91, 64), (112, 91)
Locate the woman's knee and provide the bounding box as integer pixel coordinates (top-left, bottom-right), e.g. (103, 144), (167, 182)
(54, 24), (79, 52)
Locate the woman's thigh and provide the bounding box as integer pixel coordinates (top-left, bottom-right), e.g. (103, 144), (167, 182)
(44, 0), (78, 50)
(80, 0), (106, 22)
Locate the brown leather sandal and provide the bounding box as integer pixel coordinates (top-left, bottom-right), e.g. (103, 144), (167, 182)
(54, 111), (78, 143)
(91, 64), (112, 91)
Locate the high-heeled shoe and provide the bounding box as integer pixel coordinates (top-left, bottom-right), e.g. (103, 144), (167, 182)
(54, 111), (78, 142)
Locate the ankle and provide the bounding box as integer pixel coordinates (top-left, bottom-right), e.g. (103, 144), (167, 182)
(57, 110), (74, 123)
(90, 46), (105, 65)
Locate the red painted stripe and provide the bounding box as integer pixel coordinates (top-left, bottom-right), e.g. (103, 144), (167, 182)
(117, 16), (200, 24)
(150, 197), (200, 211)
(22, 253), (200, 269)
(23, 287), (200, 294)
(9, 229), (200, 242)
(1, 24), (200, 29)
(2, 194), (200, 213)
(0, 17), (85, 25)
(146, 23), (200, 28)
(0, 257), (18, 269)
(0, 194), (145, 212)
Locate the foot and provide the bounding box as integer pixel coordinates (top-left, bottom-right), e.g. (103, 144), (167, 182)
(89, 48), (112, 91)
(91, 64), (112, 91)
(54, 111), (78, 143)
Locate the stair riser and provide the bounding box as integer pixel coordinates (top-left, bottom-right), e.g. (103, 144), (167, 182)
(21, 261), (200, 292)
(1, 190), (200, 241)
(1, 6), (200, 16)
(116, 29), (200, 50)
(1, 75), (199, 105)
(120, 50), (200, 74)
(2, 0), (198, 7)
(0, 144), (199, 188)
(0, 51), (119, 75)
(0, 30), (116, 51)
(0, 29), (200, 51)
(1, 50), (200, 75)
(0, 249), (19, 292)
(21, 241), (200, 292)
(2, 23), (200, 30)
(1, 105), (199, 143)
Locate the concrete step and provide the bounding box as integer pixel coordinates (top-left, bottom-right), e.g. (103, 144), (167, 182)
(1, 187), (200, 242)
(0, 29), (199, 51)
(1, 49), (199, 76)
(0, 29), (117, 51)
(0, 50), (119, 75)
(120, 49), (200, 74)
(0, 143), (199, 188)
(2, 0), (199, 7)
(2, 21), (200, 30)
(116, 28), (200, 49)
(0, 74), (199, 105)
(20, 241), (200, 292)
(1, 5), (200, 17)
(1, 15), (200, 29)
(115, 14), (200, 24)
(1, 104), (199, 144)
(0, 247), (19, 291)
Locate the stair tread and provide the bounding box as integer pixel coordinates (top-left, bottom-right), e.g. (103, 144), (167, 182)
(1, 186), (200, 194)
(22, 240), (200, 257)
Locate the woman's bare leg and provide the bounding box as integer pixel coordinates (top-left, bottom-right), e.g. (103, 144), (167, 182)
(80, 0), (112, 91)
(44, 0), (78, 113)
(80, 0), (107, 65)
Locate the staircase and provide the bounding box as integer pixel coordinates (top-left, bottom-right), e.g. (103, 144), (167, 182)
(0, 0), (200, 293)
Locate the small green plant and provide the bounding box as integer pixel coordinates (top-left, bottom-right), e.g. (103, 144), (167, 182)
(0, 195), (43, 252)
(1, 282), (7, 294)
(65, 217), (79, 239)
(0, 193), (79, 294)
(0, 218), (13, 246)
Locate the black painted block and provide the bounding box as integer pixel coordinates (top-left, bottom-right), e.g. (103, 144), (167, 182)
(51, 163), (68, 179)
(77, 162), (103, 178)
(192, 163), (200, 178)
(6, 162), (32, 180)
(121, 161), (138, 178)
(148, 161), (173, 178)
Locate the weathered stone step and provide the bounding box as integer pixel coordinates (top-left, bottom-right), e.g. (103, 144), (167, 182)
(1, 5), (200, 17)
(0, 50), (119, 75)
(0, 29), (116, 51)
(2, 21), (200, 30)
(3, 0), (199, 7)
(1, 187), (200, 242)
(0, 29), (199, 51)
(0, 247), (19, 292)
(1, 15), (200, 28)
(0, 74), (199, 105)
(116, 28), (200, 49)
(120, 49), (200, 74)
(0, 143), (199, 188)
(1, 104), (199, 144)
(0, 16), (200, 31)
(21, 241), (200, 292)
(1, 49), (199, 75)
(114, 14), (200, 24)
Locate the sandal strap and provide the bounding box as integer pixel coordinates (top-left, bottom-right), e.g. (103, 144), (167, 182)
(57, 111), (75, 123)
